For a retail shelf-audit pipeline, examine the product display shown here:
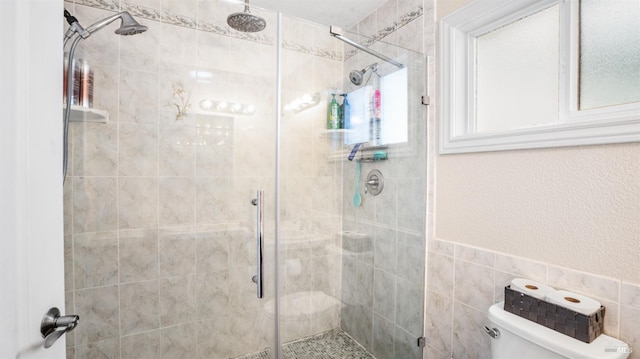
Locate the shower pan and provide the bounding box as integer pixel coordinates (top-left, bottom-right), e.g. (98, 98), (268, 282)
(62, 3), (427, 359)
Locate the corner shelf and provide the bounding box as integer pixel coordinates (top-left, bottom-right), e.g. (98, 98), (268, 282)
(62, 105), (109, 123)
(319, 129), (352, 137)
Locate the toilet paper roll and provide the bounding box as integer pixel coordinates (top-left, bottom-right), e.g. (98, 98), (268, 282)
(545, 290), (601, 315)
(510, 278), (555, 299)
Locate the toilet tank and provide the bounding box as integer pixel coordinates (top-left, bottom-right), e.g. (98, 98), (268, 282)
(487, 302), (630, 359)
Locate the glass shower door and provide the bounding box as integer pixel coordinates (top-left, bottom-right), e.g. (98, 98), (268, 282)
(62, 2), (280, 358)
(277, 19), (428, 359)
(339, 33), (428, 359)
(62, 2), (426, 358)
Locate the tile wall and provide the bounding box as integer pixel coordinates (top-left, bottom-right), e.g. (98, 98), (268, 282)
(425, 238), (640, 359)
(63, 1), (344, 358)
(338, 1), (433, 358)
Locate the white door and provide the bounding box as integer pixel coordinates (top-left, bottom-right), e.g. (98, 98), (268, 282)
(0, 0), (67, 358)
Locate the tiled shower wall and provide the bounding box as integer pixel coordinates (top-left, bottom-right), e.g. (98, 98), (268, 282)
(63, 0), (343, 358)
(338, 1), (434, 358)
(424, 238), (640, 359)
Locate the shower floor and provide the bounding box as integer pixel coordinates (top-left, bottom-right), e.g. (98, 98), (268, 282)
(235, 329), (375, 359)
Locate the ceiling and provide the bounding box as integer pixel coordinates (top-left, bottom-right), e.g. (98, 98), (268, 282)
(251, 0), (388, 28)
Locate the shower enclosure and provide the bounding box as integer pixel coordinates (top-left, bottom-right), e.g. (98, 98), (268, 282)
(63, 1), (426, 358)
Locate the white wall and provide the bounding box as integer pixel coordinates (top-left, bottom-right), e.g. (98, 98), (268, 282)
(0, 0), (65, 357)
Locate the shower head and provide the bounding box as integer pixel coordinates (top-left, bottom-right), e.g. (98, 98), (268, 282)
(349, 63), (378, 86)
(86, 11), (148, 37)
(227, 0), (266, 33)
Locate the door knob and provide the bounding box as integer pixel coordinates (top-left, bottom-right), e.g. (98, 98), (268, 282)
(40, 307), (79, 348)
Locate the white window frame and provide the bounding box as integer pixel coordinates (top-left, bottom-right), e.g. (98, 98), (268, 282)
(439, 0), (640, 154)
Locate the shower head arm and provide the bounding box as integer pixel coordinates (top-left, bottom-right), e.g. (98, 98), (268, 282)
(361, 63), (378, 74)
(85, 12), (126, 35)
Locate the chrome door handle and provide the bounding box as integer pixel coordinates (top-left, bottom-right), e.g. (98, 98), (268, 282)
(251, 190), (264, 299)
(41, 307), (79, 348)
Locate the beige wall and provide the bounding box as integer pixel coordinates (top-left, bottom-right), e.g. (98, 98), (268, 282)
(427, 2), (640, 358)
(434, 0), (640, 283)
(436, 0), (474, 19)
(435, 143), (640, 282)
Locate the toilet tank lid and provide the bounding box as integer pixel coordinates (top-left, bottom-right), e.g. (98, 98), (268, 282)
(488, 302), (630, 359)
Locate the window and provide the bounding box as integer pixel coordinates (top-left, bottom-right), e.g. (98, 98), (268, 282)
(439, 0), (640, 154)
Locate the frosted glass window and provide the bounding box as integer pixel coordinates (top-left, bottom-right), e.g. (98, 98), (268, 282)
(381, 67), (408, 145)
(579, 0), (640, 110)
(475, 5), (559, 133)
(440, 0), (640, 154)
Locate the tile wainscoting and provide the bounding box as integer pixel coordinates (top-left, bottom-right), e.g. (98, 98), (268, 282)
(424, 238), (640, 359)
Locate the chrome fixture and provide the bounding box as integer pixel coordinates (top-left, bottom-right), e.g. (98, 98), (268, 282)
(63, 10), (147, 43)
(349, 63), (378, 86)
(227, 0), (266, 33)
(329, 26), (404, 69)
(63, 9), (89, 42)
(483, 325), (501, 339)
(364, 169), (384, 196)
(41, 307), (79, 348)
(62, 9), (147, 183)
(251, 190), (264, 299)
(86, 11), (148, 36)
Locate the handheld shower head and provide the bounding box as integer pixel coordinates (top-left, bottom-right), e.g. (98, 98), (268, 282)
(349, 63), (378, 86)
(86, 11), (148, 37)
(227, 0), (266, 33)
(114, 12), (148, 35)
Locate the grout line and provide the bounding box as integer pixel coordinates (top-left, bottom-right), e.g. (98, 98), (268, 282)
(116, 25), (122, 359)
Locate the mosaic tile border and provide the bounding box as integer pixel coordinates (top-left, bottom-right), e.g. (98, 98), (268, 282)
(72, 0), (423, 62)
(282, 41), (343, 62)
(75, 0), (273, 45)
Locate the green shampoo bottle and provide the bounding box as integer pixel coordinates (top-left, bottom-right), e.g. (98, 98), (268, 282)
(327, 94), (339, 129)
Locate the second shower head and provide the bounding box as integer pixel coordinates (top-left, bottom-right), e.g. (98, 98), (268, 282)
(63, 10), (147, 43)
(86, 11), (148, 36)
(227, 0), (266, 33)
(349, 63), (378, 86)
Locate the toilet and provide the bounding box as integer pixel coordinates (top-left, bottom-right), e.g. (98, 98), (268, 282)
(486, 302), (631, 359)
